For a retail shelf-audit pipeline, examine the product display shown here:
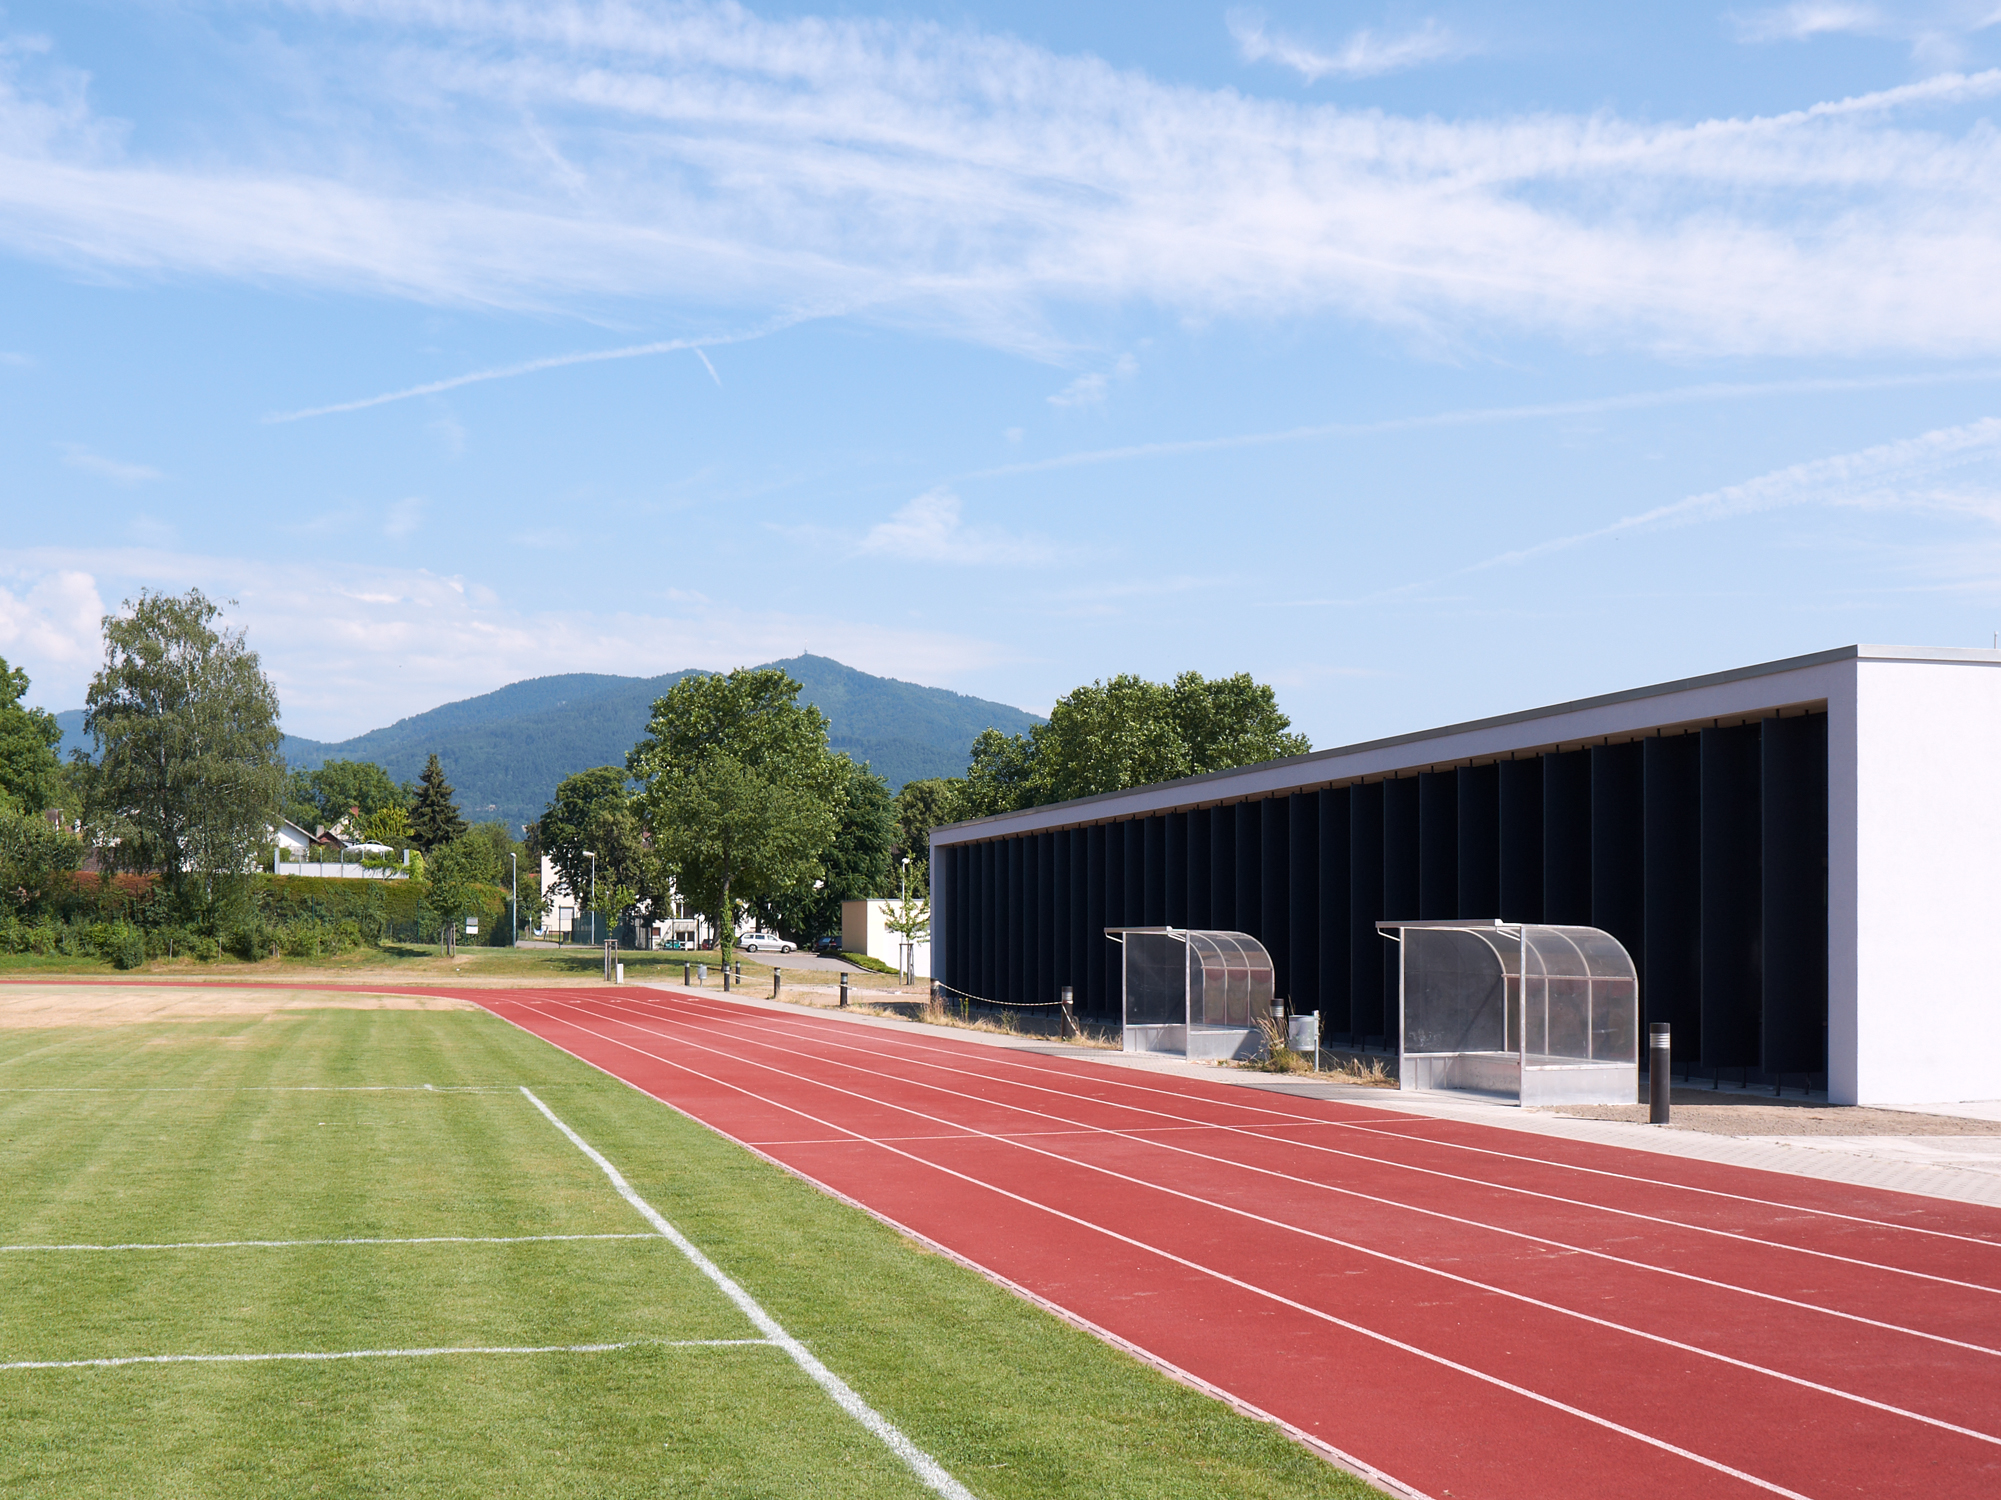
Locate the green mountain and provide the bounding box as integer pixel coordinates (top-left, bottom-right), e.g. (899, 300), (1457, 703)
(59, 656), (1039, 833)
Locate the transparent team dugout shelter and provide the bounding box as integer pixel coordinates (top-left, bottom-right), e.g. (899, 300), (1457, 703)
(1107, 928), (1276, 1062)
(1375, 921), (1639, 1106)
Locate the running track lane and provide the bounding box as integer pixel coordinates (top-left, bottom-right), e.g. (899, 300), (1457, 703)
(464, 988), (2001, 1500)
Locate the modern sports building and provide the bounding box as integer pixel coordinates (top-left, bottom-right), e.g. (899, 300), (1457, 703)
(928, 645), (2001, 1106)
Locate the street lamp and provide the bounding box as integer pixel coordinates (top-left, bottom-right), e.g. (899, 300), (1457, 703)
(583, 851), (597, 945)
(899, 856), (913, 984)
(509, 851), (517, 948)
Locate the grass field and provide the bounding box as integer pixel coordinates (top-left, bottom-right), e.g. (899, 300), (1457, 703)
(0, 998), (1379, 1498)
(0, 941), (914, 994)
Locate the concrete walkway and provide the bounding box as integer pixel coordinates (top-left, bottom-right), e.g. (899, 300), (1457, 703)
(639, 981), (2001, 1210)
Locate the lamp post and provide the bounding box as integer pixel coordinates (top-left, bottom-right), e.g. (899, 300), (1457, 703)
(509, 852), (517, 948)
(584, 850), (597, 946)
(899, 855), (913, 984)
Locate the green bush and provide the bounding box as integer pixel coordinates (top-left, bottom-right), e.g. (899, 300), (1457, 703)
(111, 924), (147, 971)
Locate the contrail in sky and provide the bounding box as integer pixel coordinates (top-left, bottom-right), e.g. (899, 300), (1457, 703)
(263, 315), (805, 422)
(954, 368), (2001, 483)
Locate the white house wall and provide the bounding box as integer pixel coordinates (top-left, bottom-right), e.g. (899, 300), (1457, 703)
(1849, 658), (2001, 1103)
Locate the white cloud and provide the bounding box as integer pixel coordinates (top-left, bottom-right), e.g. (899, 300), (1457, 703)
(1047, 372), (1106, 408)
(1733, 3), (2001, 65)
(1735, 3), (1886, 42)
(0, 350), (30, 366)
(4, 3), (2001, 359)
(0, 568), (103, 697)
(1047, 353), (1136, 408)
(383, 497), (425, 538)
(1470, 415), (2001, 572)
(58, 442), (160, 483)
(0, 545), (1016, 736)
(1227, 9), (1470, 81)
(855, 489), (1058, 566)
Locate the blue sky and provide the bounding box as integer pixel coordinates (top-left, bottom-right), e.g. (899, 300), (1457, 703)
(5, 2), (2001, 749)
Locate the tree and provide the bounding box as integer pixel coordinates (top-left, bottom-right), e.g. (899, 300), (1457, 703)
(880, 870), (930, 982)
(536, 767), (650, 928)
(892, 776), (966, 879)
(954, 671), (1310, 814)
(761, 757), (894, 942)
(408, 753), (467, 852)
(628, 667), (844, 967)
(460, 820), (520, 889)
(364, 805), (412, 846)
(284, 759), (404, 833)
(0, 807), (83, 916)
(0, 657), (63, 816)
(82, 589), (285, 926)
(420, 840), (478, 957)
(960, 727), (1039, 817)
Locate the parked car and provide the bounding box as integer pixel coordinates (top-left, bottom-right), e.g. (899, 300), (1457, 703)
(811, 935), (842, 957)
(738, 931), (795, 953)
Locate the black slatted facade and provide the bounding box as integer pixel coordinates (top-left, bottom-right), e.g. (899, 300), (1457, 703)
(938, 712), (1831, 1087)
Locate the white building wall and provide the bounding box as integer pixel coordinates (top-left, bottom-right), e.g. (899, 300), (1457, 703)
(840, 898), (932, 977)
(1849, 659), (2001, 1103)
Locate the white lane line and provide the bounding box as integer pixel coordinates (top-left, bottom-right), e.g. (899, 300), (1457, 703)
(650, 992), (2001, 1277)
(630, 1002), (2001, 1354)
(710, 999), (2001, 1249)
(3, 1234), (658, 1253)
(546, 998), (2001, 1448)
(600, 1000), (2000, 1336)
(640, 1012), (2000, 1360)
(1, 1339), (769, 1372)
(512, 1005), (1816, 1500)
(518, 1087), (977, 1500)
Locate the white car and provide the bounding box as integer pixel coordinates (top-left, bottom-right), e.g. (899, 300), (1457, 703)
(737, 932), (795, 953)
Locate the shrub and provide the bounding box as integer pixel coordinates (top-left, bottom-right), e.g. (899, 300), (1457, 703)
(111, 925), (147, 971)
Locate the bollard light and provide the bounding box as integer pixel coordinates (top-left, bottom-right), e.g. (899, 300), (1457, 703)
(1649, 1023), (1672, 1125)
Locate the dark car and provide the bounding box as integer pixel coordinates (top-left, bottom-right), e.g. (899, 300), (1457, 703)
(812, 935), (842, 957)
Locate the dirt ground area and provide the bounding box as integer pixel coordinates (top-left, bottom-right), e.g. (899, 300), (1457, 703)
(0, 982), (474, 1027)
(1548, 1092), (2001, 1136)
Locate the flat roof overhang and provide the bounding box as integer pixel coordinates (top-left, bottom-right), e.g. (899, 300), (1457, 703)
(932, 643), (2001, 846)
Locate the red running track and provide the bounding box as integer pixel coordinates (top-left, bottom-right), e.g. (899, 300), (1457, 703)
(467, 986), (2001, 1500)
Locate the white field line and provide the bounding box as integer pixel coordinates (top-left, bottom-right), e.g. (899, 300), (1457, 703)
(509, 1004), (1818, 1500)
(668, 993), (2001, 1250)
(2, 1339), (770, 1372)
(2, 1233), (657, 1253)
(541, 998), (2001, 1449)
(625, 999), (2001, 1355)
(518, 1087), (978, 1500)
(647, 992), (2001, 1267)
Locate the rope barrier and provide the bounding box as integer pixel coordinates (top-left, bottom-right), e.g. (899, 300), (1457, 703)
(931, 983), (1063, 1011)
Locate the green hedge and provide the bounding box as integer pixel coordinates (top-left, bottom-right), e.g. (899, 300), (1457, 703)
(1, 872), (513, 966)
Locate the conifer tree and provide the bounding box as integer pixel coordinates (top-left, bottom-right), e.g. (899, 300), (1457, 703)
(408, 752), (467, 852)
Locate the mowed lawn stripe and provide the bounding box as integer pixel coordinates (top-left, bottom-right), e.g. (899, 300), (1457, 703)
(0, 1004), (1381, 1500)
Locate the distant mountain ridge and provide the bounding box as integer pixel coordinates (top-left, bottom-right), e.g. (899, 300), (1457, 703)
(55, 656), (1039, 832)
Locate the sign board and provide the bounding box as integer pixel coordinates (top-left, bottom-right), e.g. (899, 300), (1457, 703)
(464, 917), (479, 935)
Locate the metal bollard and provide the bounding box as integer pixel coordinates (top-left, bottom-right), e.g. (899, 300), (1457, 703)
(683, 962), (691, 986)
(723, 961), (731, 993)
(773, 967), (782, 998)
(839, 972), (849, 1008)
(735, 961), (742, 981)
(1059, 985), (1078, 1040)
(1649, 1023), (1672, 1124)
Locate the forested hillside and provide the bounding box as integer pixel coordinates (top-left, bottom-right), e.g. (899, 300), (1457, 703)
(61, 656), (1040, 832)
